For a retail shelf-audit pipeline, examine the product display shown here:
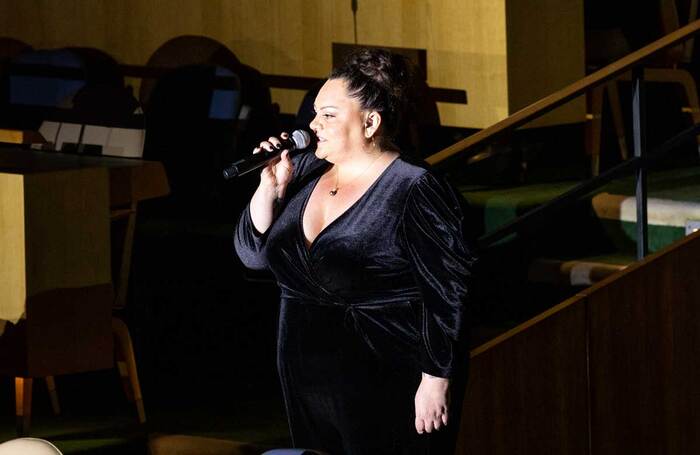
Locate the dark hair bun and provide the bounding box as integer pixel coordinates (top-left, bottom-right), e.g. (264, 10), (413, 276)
(330, 48), (414, 146)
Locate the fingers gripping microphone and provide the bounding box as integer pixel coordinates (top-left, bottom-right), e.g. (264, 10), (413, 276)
(222, 129), (312, 179)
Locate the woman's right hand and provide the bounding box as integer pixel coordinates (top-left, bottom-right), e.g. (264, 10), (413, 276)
(255, 132), (295, 200)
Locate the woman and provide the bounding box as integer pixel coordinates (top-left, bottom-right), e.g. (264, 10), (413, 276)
(234, 48), (475, 454)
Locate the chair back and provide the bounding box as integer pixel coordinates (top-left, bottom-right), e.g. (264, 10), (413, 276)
(141, 35), (279, 154)
(142, 62), (242, 218)
(0, 37), (31, 61)
(2, 46), (137, 133)
(140, 35), (242, 108)
(0, 38), (32, 118)
(656, 0), (697, 65)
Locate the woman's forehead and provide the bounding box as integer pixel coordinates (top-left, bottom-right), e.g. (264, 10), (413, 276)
(315, 78), (357, 110)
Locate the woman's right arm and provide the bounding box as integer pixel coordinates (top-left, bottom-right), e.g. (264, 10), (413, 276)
(249, 145), (294, 233)
(234, 135), (295, 270)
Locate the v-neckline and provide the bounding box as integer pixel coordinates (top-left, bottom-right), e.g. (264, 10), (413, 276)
(300, 157), (399, 253)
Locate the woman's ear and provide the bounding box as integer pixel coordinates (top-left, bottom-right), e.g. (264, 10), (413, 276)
(364, 111), (382, 138)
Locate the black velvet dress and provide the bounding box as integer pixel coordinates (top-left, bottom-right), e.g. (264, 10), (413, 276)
(234, 152), (474, 455)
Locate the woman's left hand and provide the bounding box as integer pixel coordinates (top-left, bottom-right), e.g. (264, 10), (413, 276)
(414, 373), (450, 434)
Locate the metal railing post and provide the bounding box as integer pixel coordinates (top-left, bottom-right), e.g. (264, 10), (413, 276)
(631, 68), (649, 259)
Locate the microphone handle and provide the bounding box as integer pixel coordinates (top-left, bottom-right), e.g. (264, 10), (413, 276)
(223, 145), (298, 179)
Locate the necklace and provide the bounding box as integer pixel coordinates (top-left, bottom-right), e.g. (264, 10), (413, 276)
(329, 153), (384, 196)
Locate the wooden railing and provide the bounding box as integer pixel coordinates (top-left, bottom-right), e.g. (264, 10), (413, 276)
(426, 18), (700, 166)
(457, 230), (700, 454)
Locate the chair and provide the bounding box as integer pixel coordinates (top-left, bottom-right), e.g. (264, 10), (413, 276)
(141, 35), (278, 157)
(37, 186), (147, 426)
(0, 37), (32, 113)
(586, 0), (700, 175)
(1, 48), (88, 130)
(0, 37), (31, 61)
(142, 62), (243, 220)
(2, 46), (136, 129)
(1, 46), (140, 153)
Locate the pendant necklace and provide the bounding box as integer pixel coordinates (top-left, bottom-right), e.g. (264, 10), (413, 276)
(329, 153), (384, 196)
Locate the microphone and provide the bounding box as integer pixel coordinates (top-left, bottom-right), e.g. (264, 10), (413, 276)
(222, 129), (312, 179)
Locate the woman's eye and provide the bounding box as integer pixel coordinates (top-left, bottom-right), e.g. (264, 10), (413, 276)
(323, 114), (334, 119)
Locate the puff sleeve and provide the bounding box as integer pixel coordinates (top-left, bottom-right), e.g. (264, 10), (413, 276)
(401, 172), (475, 378)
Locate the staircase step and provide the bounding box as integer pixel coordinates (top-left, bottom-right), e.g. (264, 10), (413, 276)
(592, 192), (700, 253)
(529, 255), (633, 286)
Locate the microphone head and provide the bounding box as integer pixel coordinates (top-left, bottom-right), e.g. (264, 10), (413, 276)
(291, 129), (312, 149)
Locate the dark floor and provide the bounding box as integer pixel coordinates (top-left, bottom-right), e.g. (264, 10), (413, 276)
(0, 371), (291, 453)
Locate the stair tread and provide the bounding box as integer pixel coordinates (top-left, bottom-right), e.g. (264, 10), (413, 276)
(529, 254), (634, 286)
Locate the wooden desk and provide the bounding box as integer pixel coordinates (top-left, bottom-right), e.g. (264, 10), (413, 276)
(0, 147), (168, 378)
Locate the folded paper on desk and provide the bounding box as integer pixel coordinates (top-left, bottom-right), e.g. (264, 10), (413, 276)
(39, 121), (145, 157)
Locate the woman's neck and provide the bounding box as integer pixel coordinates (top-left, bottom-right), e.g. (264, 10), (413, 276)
(331, 146), (397, 174)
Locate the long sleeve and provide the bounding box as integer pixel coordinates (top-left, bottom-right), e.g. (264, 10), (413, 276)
(234, 203), (269, 271)
(401, 172), (476, 378)
(233, 152), (325, 271)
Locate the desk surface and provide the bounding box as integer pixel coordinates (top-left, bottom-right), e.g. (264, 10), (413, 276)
(0, 146), (155, 172)
(0, 146), (169, 205)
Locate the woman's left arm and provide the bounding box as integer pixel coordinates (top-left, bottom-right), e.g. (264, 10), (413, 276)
(401, 172), (476, 434)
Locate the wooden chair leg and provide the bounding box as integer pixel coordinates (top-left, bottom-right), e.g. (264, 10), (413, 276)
(606, 80), (628, 160)
(586, 86), (604, 176)
(645, 68), (700, 158)
(112, 317), (146, 423)
(45, 376), (61, 415)
(15, 377), (33, 436)
(115, 351), (135, 403)
(677, 71), (700, 158)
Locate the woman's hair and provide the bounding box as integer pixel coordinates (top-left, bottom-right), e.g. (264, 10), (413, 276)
(329, 48), (414, 150)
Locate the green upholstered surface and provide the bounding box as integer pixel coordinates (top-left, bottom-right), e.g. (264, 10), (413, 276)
(599, 221), (686, 254)
(458, 181), (578, 235)
(458, 166), (700, 252)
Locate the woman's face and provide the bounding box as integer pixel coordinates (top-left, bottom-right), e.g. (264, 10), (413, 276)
(309, 78), (368, 163)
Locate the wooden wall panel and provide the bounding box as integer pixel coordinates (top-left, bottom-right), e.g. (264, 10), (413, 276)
(506, 0), (586, 128)
(587, 231), (700, 454)
(457, 298), (589, 455)
(668, 234), (700, 454)
(458, 231), (700, 454)
(0, 174), (26, 324)
(23, 168), (111, 300)
(0, 0), (584, 128)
